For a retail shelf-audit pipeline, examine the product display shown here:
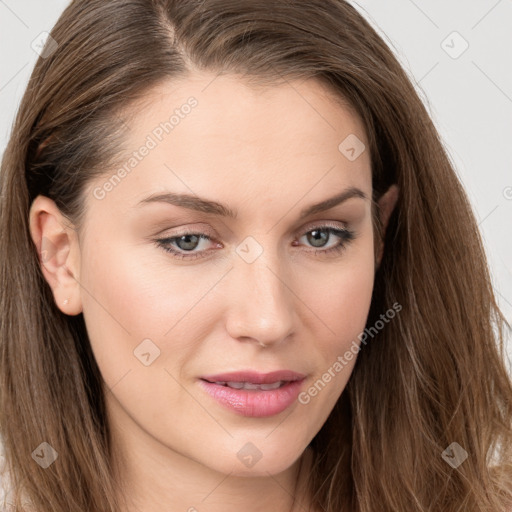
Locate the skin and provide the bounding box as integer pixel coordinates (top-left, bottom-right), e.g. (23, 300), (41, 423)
(29, 72), (398, 512)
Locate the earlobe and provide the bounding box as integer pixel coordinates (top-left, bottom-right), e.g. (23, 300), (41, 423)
(375, 184), (399, 268)
(28, 195), (83, 315)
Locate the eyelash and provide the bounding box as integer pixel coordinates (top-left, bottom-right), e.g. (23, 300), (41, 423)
(154, 223), (356, 261)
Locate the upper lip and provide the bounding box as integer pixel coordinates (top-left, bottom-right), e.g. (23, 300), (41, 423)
(201, 370), (306, 384)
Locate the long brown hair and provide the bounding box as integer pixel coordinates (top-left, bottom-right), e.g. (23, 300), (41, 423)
(1, 1), (511, 510)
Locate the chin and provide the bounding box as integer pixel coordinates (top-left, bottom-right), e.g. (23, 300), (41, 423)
(206, 436), (309, 478)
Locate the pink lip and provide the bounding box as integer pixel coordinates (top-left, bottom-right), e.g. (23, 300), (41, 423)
(201, 370), (305, 384)
(199, 370), (306, 417)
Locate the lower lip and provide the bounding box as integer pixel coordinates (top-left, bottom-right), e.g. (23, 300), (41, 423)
(198, 379), (305, 417)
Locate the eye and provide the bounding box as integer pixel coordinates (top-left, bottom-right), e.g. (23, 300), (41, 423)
(295, 224), (355, 257)
(155, 232), (215, 261)
(154, 223), (356, 261)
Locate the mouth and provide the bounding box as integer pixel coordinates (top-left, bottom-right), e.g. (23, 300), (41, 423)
(201, 370), (306, 385)
(198, 370), (306, 417)
(202, 380), (287, 391)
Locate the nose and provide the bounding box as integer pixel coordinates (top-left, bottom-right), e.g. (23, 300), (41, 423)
(224, 248), (296, 348)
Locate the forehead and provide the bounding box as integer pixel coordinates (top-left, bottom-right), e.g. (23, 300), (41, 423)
(85, 72), (372, 221)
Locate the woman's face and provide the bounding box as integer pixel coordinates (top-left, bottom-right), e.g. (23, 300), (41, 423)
(33, 72), (395, 479)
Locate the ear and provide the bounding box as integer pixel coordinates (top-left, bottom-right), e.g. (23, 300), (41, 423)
(28, 195), (83, 315)
(375, 184), (399, 268)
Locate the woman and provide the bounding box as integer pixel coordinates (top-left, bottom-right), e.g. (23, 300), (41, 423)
(0, 1), (511, 511)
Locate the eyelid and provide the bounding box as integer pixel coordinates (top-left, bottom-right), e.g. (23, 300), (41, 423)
(295, 219), (348, 236)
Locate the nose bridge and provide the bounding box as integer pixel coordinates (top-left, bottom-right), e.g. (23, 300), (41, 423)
(225, 237), (296, 344)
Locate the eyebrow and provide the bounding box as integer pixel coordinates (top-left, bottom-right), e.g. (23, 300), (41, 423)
(136, 186), (367, 220)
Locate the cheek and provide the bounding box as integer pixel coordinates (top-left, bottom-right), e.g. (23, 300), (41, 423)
(309, 229), (375, 342)
(315, 262), (374, 331)
(300, 229), (375, 400)
(295, 279), (374, 434)
(78, 236), (216, 386)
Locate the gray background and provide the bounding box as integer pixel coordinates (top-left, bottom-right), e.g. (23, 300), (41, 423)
(0, 1), (511, 368)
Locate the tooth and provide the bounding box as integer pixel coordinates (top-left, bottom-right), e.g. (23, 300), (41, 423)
(226, 381), (245, 389)
(260, 381), (282, 390)
(220, 381), (286, 390)
(242, 382), (260, 390)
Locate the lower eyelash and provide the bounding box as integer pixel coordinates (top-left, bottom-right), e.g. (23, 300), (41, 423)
(155, 227), (355, 260)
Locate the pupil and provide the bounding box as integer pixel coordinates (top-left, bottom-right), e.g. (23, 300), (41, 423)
(178, 234), (199, 251)
(308, 229), (328, 248)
